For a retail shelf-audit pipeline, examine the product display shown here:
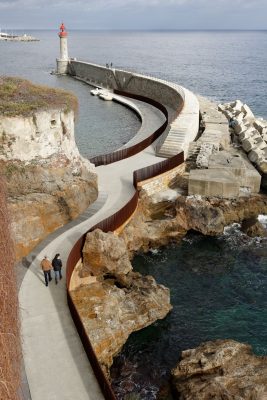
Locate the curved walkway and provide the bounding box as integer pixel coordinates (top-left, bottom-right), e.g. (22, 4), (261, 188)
(19, 96), (166, 400)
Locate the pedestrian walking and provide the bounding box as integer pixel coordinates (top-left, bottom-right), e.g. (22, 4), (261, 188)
(40, 256), (52, 286)
(52, 253), (63, 284)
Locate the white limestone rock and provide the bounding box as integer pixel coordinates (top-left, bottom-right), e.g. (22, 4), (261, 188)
(1, 110), (81, 162)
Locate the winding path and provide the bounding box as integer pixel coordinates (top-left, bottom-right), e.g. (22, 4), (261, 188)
(18, 95), (166, 400)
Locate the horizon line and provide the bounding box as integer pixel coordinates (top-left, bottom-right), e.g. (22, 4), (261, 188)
(1, 28), (267, 32)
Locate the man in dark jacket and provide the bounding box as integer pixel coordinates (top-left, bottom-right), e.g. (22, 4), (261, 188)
(52, 253), (63, 284)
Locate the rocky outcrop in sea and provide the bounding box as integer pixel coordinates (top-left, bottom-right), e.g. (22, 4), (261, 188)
(70, 229), (172, 376)
(120, 187), (267, 256)
(172, 339), (267, 400)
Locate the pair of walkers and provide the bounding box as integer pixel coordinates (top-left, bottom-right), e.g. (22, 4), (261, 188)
(40, 254), (63, 286)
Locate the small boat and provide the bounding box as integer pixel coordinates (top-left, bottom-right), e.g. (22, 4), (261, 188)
(90, 87), (101, 96)
(99, 92), (113, 101)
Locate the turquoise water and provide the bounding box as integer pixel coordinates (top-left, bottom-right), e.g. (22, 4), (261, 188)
(111, 224), (267, 399)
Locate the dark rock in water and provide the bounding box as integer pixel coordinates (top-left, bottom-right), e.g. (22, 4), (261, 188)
(172, 339), (267, 400)
(241, 217), (267, 237)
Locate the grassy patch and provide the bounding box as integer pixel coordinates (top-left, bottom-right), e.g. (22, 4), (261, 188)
(0, 76), (78, 117)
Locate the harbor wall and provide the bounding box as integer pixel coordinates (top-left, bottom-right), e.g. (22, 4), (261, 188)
(68, 60), (184, 112)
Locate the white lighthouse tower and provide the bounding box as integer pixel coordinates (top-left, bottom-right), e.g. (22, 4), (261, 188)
(56, 23), (69, 74)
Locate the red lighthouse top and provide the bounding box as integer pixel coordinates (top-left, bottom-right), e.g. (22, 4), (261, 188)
(59, 23), (68, 37)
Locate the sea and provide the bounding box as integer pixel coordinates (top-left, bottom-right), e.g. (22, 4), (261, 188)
(1, 30), (267, 400)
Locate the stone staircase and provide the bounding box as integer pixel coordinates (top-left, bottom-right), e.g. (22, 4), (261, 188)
(157, 87), (200, 159)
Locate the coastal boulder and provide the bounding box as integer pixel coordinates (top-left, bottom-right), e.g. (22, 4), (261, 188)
(71, 272), (172, 374)
(71, 228), (172, 375)
(172, 339), (267, 400)
(83, 229), (132, 277)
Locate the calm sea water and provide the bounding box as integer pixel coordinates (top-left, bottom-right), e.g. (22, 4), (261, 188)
(1, 30), (267, 399)
(111, 225), (267, 399)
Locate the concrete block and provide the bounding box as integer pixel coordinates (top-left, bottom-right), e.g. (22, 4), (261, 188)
(239, 127), (258, 141)
(188, 169), (239, 198)
(242, 135), (263, 153)
(241, 168), (261, 193)
(257, 158), (267, 174)
(241, 104), (254, 119)
(254, 119), (266, 133)
(196, 143), (216, 169)
(231, 99), (243, 112)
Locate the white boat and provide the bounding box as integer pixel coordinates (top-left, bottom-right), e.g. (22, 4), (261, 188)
(90, 87), (101, 96)
(99, 92), (113, 101)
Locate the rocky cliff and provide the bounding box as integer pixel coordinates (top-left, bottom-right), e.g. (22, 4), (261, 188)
(120, 187), (267, 257)
(0, 77), (97, 259)
(70, 229), (172, 375)
(172, 339), (267, 399)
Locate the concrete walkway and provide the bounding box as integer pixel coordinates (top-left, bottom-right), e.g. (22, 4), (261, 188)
(19, 96), (166, 400)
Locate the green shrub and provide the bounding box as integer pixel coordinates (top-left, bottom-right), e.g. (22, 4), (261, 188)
(0, 76), (78, 117)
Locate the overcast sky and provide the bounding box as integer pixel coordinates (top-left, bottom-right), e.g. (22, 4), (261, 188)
(0, 0), (266, 30)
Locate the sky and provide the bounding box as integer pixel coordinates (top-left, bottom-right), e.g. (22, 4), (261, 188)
(0, 0), (266, 30)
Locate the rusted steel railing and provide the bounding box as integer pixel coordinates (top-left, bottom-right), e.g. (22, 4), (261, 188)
(66, 90), (185, 400)
(66, 191), (139, 400)
(89, 91), (171, 166)
(133, 152), (184, 188)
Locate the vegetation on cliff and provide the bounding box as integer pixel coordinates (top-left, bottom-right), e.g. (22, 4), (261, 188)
(0, 76), (78, 117)
(0, 176), (21, 399)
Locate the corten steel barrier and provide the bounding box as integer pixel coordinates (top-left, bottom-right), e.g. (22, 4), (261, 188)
(66, 90), (185, 399)
(66, 191), (139, 400)
(89, 90), (183, 167)
(133, 152), (184, 189)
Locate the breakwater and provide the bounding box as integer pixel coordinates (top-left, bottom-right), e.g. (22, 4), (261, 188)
(68, 60), (199, 158)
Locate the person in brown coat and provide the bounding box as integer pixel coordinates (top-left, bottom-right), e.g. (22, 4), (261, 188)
(40, 256), (52, 286)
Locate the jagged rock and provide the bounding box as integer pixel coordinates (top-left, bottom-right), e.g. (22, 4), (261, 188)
(83, 229), (132, 278)
(121, 190), (267, 252)
(241, 217), (267, 237)
(120, 194), (187, 256)
(71, 229), (172, 374)
(172, 339), (267, 400)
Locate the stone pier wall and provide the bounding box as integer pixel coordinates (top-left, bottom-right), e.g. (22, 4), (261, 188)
(68, 60), (184, 111)
(68, 60), (200, 158)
